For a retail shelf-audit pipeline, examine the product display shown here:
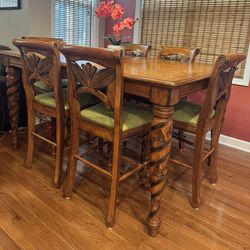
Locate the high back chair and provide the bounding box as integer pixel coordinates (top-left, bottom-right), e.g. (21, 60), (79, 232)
(157, 46), (200, 63)
(0, 45), (11, 83)
(125, 44), (151, 58)
(13, 39), (66, 187)
(21, 36), (64, 43)
(157, 46), (200, 149)
(59, 45), (152, 227)
(21, 37), (66, 93)
(13, 39), (99, 187)
(170, 53), (246, 209)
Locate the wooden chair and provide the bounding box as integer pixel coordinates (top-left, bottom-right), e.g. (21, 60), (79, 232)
(59, 45), (152, 227)
(125, 44), (151, 58)
(170, 53), (246, 209)
(157, 46), (200, 149)
(0, 45), (11, 83)
(21, 37), (65, 93)
(157, 46), (200, 62)
(13, 39), (98, 187)
(21, 36), (64, 43)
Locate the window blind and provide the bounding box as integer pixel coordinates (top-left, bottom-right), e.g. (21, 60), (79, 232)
(54, 0), (93, 46)
(140, 0), (250, 78)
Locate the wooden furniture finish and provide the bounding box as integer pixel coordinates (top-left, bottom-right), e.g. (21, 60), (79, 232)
(0, 50), (214, 236)
(157, 46), (200, 149)
(171, 53), (246, 209)
(13, 39), (66, 188)
(157, 46), (200, 63)
(21, 36), (64, 43)
(125, 44), (151, 58)
(60, 45), (151, 227)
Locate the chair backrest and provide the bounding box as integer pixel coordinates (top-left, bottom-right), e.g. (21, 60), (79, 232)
(197, 53), (246, 132)
(21, 36), (64, 43)
(12, 39), (63, 108)
(0, 45), (11, 76)
(59, 45), (123, 124)
(157, 46), (200, 63)
(125, 44), (151, 58)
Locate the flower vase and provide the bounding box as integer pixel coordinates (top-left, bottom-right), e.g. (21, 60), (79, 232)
(107, 44), (125, 56)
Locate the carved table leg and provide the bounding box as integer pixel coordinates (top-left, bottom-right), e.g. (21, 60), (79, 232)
(6, 66), (20, 150)
(147, 105), (174, 237)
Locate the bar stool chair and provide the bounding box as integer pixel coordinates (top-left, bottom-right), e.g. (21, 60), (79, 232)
(13, 39), (98, 187)
(157, 46), (200, 149)
(59, 45), (152, 227)
(157, 46), (200, 62)
(125, 44), (151, 58)
(21, 36), (66, 93)
(170, 53), (246, 209)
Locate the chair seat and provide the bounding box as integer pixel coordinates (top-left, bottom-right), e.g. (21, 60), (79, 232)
(173, 101), (201, 125)
(80, 102), (153, 132)
(34, 79), (68, 92)
(35, 88), (99, 110)
(173, 100), (215, 125)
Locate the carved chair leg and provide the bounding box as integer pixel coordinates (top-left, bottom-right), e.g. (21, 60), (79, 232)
(192, 134), (206, 209)
(63, 127), (80, 199)
(25, 106), (35, 169)
(53, 116), (64, 188)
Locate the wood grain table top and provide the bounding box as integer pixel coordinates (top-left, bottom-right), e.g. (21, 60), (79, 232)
(0, 50), (214, 88)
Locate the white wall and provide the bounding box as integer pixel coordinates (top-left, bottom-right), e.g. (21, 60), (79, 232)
(28, 0), (52, 37)
(0, 0), (29, 49)
(0, 0), (52, 49)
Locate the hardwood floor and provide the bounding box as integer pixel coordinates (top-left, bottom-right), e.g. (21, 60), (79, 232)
(0, 131), (249, 249)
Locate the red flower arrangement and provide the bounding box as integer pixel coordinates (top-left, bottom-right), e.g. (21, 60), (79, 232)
(96, 0), (138, 45)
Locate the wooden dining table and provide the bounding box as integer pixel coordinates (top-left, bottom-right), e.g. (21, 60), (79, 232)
(0, 49), (213, 237)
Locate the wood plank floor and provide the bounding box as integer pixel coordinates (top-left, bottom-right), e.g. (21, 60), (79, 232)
(0, 131), (249, 250)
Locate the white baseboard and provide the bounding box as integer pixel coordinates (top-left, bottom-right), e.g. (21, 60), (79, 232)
(206, 132), (250, 153)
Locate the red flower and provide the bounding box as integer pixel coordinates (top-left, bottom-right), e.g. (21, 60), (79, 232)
(96, 0), (114, 18)
(111, 4), (124, 20)
(123, 17), (136, 29)
(112, 21), (125, 36)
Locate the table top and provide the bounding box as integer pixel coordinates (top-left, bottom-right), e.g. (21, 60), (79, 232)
(0, 50), (213, 88)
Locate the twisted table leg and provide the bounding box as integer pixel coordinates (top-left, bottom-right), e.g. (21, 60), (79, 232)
(147, 104), (174, 237)
(6, 66), (20, 150)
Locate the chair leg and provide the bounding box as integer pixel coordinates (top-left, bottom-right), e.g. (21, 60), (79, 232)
(139, 133), (150, 188)
(178, 129), (185, 150)
(53, 117), (64, 188)
(107, 139), (122, 228)
(25, 107), (35, 169)
(192, 134), (206, 209)
(208, 128), (220, 184)
(63, 127), (80, 199)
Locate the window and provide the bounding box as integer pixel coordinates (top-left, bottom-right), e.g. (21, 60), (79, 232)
(53, 0), (96, 46)
(136, 0), (250, 86)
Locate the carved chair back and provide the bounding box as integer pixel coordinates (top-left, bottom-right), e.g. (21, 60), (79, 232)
(197, 53), (246, 133)
(12, 39), (63, 108)
(21, 36), (64, 43)
(59, 45), (123, 129)
(0, 45), (11, 76)
(125, 44), (151, 58)
(157, 46), (200, 63)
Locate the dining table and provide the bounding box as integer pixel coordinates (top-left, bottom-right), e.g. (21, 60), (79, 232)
(0, 49), (213, 237)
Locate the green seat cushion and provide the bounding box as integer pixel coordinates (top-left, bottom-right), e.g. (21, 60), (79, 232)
(35, 88), (99, 110)
(80, 102), (153, 132)
(173, 100), (214, 125)
(34, 79), (68, 92)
